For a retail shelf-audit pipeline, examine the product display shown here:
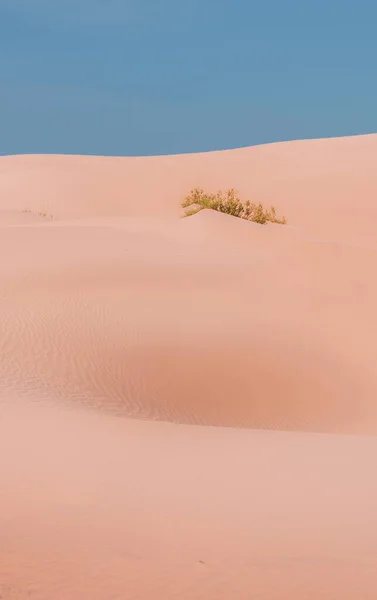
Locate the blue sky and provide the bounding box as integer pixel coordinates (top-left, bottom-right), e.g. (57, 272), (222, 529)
(1, 0), (376, 156)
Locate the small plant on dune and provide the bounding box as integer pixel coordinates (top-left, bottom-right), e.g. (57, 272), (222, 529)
(181, 188), (286, 225)
(38, 211), (54, 220)
(22, 208), (53, 220)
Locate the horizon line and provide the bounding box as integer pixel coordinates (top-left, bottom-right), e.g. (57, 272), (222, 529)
(1, 131), (376, 161)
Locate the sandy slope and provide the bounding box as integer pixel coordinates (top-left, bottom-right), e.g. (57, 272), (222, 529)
(1, 134), (377, 598)
(2, 400), (377, 600)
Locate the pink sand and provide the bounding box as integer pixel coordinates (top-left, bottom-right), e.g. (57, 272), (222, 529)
(1, 133), (377, 598)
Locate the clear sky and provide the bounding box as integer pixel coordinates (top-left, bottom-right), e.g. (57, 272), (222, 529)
(1, 0), (376, 156)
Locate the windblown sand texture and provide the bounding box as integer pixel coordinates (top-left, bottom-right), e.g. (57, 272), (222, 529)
(1, 134), (377, 598)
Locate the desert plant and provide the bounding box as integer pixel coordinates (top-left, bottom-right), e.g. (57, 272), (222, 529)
(181, 188), (286, 225)
(22, 208), (53, 220)
(38, 211), (53, 220)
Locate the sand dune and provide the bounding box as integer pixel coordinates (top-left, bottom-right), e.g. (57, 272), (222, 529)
(1, 134), (377, 598)
(1, 134), (377, 432)
(2, 133), (377, 237)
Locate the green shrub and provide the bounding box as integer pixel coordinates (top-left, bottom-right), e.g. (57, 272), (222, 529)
(182, 188), (286, 225)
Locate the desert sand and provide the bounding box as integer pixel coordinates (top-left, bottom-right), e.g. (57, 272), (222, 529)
(1, 133), (377, 598)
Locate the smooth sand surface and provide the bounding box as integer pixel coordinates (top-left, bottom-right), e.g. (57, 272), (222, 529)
(2, 400), (377, 599)
(1, 134), (377, 597)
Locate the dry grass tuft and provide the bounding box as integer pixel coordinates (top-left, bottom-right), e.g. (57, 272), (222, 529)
(182, 188), (286, 225)
(22, 209), (53, 220)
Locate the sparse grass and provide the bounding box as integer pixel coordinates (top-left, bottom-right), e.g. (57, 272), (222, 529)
(181, 188), (286, 225)
(22, 209), (53, 220)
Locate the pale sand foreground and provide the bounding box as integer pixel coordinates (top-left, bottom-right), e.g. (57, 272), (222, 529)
(1, 400), (377, 599)
(1, 134), (377, 597)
